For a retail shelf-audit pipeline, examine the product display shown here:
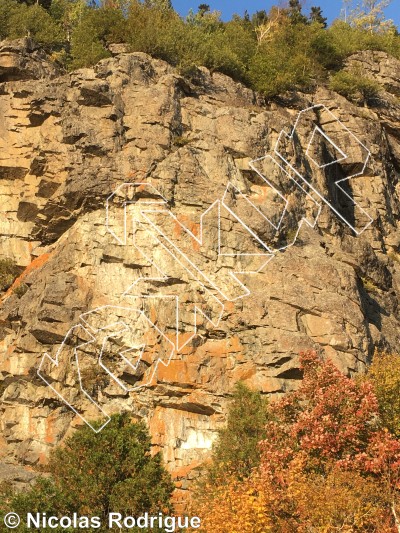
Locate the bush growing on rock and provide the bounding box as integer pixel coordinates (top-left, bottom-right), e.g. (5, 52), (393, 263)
(329, 68), (381, 104)
(0, 258), (20, 291)
(0, 0), (63, 47)
(327, 19), (400, 59)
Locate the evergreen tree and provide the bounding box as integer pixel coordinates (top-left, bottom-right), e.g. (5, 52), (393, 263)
(310, 5), (327, 27)
(207, 382), (269, 481)
(198, 3), (210, 16)
(251, 9), (268, 27)
(288, 0), (308, 24)
(0, 413), (174, 532)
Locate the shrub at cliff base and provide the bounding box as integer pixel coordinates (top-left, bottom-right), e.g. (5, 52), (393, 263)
(0, 413), (174, 532)
(193, 351), (400, 532)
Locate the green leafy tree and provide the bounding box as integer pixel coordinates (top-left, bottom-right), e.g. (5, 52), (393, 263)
(70, 6), (126, 68)
(251, 9), (268, 26)
(249, 20), (326, 96)
(328, 18), (400, 60)
(125, 0), (185, 65)
(49, 0), (87, 43)
(0, 0), (16, 39)
(144, 0), (172, 10)
(186, 4), (221, 31)
(14, 0), (52, 9)
(309, 28), (342, 68)
(3, 2), (64, 47)
(1, 413), (174, 532)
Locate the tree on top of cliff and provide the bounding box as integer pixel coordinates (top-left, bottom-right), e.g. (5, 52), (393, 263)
(343, 0), (396, 33)
(198, 4), (210, 16)
(144, 0), (172, 10)
(310, 6), (327, 27)
(288, 0), (308, 25)
(0, 0), (399, 97)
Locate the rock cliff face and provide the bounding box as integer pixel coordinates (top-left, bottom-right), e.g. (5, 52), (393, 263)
(0, 39), (399, 505)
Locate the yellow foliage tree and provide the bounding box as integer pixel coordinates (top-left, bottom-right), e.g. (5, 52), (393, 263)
(192, 352), (400, 532)
(367, 352), (400, 438)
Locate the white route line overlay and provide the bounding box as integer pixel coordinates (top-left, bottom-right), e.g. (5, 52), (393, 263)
(37, 103), (373, 431)
(273, 103), (373, 236)
(38, 305), (176, 432)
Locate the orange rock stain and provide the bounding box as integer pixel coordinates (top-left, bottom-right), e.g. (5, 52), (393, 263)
(1, 252), (53, 302)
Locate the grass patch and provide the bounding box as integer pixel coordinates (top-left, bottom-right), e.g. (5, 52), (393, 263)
(173, 135), (192, 148)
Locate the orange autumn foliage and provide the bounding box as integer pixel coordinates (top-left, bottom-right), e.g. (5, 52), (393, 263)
(193, 351), (400, 532)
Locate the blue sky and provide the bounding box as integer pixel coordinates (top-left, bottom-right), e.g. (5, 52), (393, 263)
(172, 1), (399, 27)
